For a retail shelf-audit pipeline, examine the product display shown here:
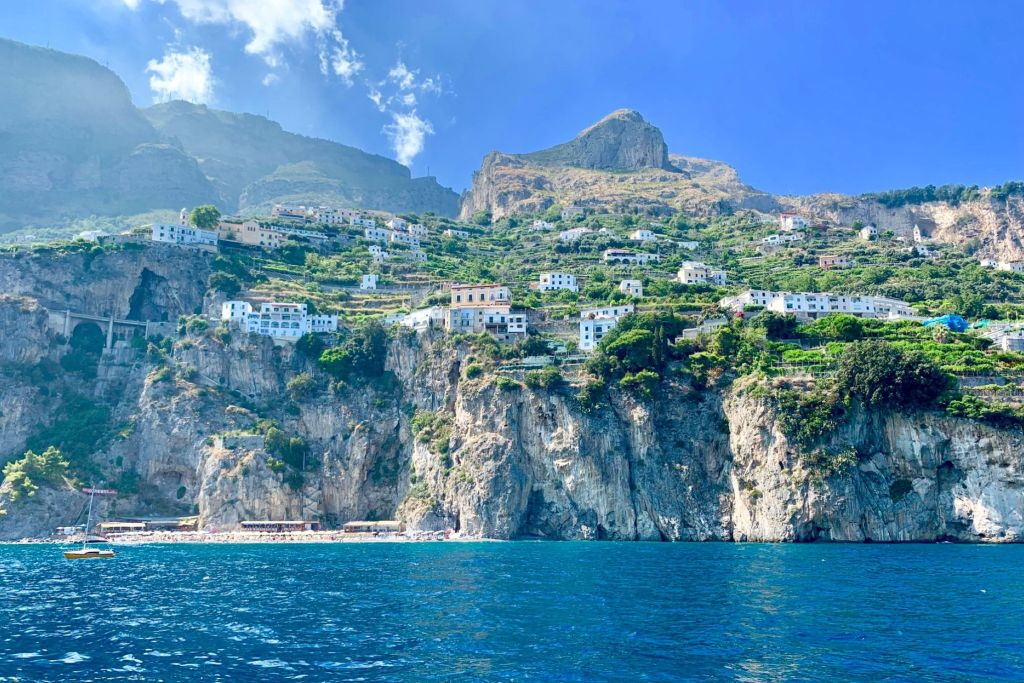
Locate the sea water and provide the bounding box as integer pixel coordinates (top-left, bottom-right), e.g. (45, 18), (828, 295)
(0, 542), (1021, 681)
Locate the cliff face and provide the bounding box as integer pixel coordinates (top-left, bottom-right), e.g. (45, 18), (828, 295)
(787, 193), (1024, 261)
(1, 284), (1021, 541)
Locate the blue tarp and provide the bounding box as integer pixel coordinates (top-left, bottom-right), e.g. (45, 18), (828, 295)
(923, 314), (969, 332)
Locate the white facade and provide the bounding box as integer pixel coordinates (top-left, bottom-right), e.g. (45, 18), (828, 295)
(353, 217), (376, 228)
(630, 229), (656, 242)
(271, 204), (309, 220)
(859, 225), (879, 240)
(443, 228), (470, 238)
(678, 240), (699, 250)
(578, 305), (634, 352)
(779, 213), (807, 231)
(532, 220), (555, 230)
(151, 223), (218, 248)
(561, 206), (585, 220)
(220, 300), (253, 323)
(619, 279), (643, 297)
(388, 231), (420, 249)
(559, 227), (592, 242)
(360, 274), (378, 290)
(364, 227), (389, 242)
(603, 249), (660, 265)
(408, 223), (429, 238)
(407, 250), (428, 262)
(446, 305), (526, 340)
(228, 302), (339, 340)
(979, 258), (998, 268)
(387, 217), (407, 231)
(676, 261), (726, 285)
(397, 306), (447, 331)
(538, 272), (578, 292)
(720, 289), (915, 320)
(998, 261), (1024, 273)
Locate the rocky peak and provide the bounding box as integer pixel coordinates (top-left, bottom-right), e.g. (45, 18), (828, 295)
(520, 109), (676, 172)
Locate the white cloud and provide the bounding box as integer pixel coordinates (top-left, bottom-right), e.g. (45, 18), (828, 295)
(146, 47), (214, 103)
(384, 60), (442, 94)
(325, 30), (363, 85)
(261, 72), (280, 86)
(383, 110), (433, 167)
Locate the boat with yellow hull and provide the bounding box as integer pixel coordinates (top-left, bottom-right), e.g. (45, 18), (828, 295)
(64, 547), (115, 559)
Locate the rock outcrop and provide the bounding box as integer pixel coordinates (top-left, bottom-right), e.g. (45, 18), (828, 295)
(1, 279), (1021, 542)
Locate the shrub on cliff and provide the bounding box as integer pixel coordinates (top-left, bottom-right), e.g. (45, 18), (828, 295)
(2, 447), (69, 501)
(318, 322), (388, 382)
(189, 205), (221, 229)
(524, 366), (564, 390)
(207, 272), (242, 297)
(835, 340), (951, 409)
(286, 373), (316, 401)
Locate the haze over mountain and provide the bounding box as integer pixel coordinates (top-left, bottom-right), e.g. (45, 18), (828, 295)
(0, 38), (459, 232)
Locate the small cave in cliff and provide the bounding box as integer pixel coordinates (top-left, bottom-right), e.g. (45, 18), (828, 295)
(128, 268), (171, 321)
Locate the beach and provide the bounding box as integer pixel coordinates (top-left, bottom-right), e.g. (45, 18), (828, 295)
(12, 529), (461, 545)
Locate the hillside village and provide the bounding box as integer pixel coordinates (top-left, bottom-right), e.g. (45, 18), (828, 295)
(123, 197), (1024, 365)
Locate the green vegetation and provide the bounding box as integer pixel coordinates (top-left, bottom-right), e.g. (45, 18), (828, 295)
(24, 394), (111, 479)
(189, 205), (222, 229)
(411, 409), (453, 456)
(1, 447), (69, 502)
(318, 322), (388, 383)
(286, 373), (316, 401)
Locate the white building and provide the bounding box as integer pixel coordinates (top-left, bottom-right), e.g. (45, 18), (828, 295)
(997, 261), (1024, 273)
(859, 224), (879, 240)
(559, 227), (592, 242)
(316, 207), (361, 225)
(532, 220), (555, 230)
(561, 206), (585, 220)
(220, 300), (253, 324)
(603, 249), (660, 265)
(446, 305), (526, 341)
(75, 230), (107, 242)
(353, 217), (376, 228)
(408, 223), (429, 238)
(276, 226), (328, 241)
(388, 231), (420, 249)
(619, 279), (643, 297)
(360, 274), (378, 290)
(151, 223), (218, 249)
(630, 229), (656, 242)
(364, 227), (389, 242)
(225, 301), (339, 340)
(580, 304), (634, 321)
(979, 257), (998, 269)
(538, 272), (578, 292)
(443, 228), (470, 238)
(677, 261), (726, 285)
(387, 217), (408, 231)
(779, 213), (807, 231)
(678, 240), (699, 250)
(450, 283), (510, 307)
(396, 306), (447, 332)
(579, 305), (635, 352)
(720, 289), (915, 320)
(913, 220), (935, 243)
(407, 250), (428, 262)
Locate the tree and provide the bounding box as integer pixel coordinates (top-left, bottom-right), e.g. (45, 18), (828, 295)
(318, 322), (389, 382)
(835, 340), (951, 409)
(190, 205), (221, 229)
(2, 447), (70, 501)
(207, 272), (242, 297)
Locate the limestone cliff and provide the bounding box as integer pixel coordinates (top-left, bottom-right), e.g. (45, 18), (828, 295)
(1, 283), (1022, 541)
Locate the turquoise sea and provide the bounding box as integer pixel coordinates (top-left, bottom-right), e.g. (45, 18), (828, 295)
(0, 542), (1021, 681)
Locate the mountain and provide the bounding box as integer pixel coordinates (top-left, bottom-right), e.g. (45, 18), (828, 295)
(460, 109), (778, 220)
(0, 38), (459, 233)
(142, 101), (460, 217)
(0, 38), (218, 230)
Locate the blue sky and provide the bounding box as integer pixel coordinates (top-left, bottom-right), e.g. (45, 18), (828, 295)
(4, 1), (1023, 195)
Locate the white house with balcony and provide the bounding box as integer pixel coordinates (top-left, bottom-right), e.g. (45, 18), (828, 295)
(388, 231), (420, 249)
(353, 217), (376, 228)
(559, 227), (592, 242)
(538, 272), (578, 292)
(719, 289), (915, 320)
(222, 301), (338, 340)
(151, 223), (218, 249)
(779, 212), (807, 231)
(619, 279), (643, 297)
(579, 304), (635, 352)
(677, 261), (726, 285)
(364, 227), (389, 242)
(603, 249), (660, 265)
(630, 229), (656, 242)
(360, 274), (378, 290)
